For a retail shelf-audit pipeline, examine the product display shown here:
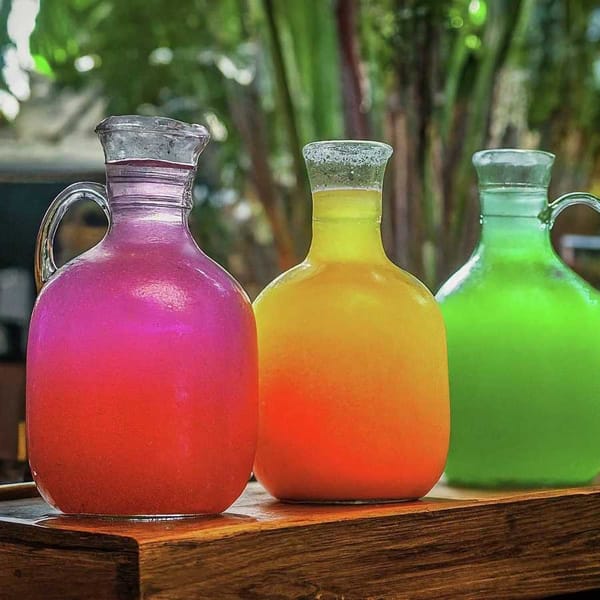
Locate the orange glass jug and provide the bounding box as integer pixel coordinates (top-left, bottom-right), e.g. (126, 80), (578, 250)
(253, 141), (450, 502)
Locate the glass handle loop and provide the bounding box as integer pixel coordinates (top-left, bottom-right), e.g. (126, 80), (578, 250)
(34, 182), (109, 292)
(539, 192), (600, 228)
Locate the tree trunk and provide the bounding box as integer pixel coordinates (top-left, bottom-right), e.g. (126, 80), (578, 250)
(227, 81), (296, 271)
(262, 0), (311, 256)
(335, 0), (370, 139)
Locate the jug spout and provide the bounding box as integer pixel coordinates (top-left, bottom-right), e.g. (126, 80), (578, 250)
(96, 115), (210, 167)
(474, 149), (554, 218)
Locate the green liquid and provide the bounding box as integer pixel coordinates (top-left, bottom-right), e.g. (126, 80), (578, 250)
(437, 191), (600, 487)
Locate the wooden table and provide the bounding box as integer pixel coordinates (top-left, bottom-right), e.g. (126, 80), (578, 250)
(1, 480), (600, 599)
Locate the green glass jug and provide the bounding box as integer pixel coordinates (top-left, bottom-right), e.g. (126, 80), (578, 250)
(437, 149), (600, 488)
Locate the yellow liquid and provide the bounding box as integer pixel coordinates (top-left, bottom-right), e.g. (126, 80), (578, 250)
(253, 188), (450, 501)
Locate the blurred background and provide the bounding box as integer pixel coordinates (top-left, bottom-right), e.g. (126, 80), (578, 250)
(2, 0), (600, 481)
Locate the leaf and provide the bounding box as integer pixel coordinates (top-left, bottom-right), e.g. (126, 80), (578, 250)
(32, 53), (55, 77)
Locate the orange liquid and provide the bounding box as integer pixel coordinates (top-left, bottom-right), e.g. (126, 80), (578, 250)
(253, 189), (449, 501)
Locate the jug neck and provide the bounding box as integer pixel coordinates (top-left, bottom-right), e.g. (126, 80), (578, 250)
(307, 188), (387, 263)
(480, 185), (549, 218)
(105, 160), (195, 242)
(477, 186), (552, 260)
(478, 214), (551, 261)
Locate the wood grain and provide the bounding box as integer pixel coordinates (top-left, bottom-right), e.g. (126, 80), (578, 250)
(1, 481), (600, 599)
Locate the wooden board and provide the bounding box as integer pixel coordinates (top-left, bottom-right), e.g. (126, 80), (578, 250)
(1, 480), (600, 599)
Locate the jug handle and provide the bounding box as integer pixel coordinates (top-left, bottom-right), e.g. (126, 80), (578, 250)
(34, 182), (110, 292)
(539, 192), (600, 228)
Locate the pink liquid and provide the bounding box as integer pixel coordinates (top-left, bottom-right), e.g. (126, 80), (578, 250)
(27, 160), (257, 515)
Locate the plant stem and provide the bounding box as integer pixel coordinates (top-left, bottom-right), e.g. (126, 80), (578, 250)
(335, 0), (370, 139)
(262, 0), (310, 255)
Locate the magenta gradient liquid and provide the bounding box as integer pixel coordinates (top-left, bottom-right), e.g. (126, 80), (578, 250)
(27, 160), (258, 515)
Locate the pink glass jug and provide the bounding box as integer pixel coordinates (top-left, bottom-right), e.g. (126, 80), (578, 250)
(27, 116), (257, 516)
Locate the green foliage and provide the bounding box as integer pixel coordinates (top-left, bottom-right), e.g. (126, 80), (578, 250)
(3, 0), (600, 285)
(0, 0), (13, 95)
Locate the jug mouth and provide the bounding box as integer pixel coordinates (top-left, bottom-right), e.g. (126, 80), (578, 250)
(473, 148), (555, 163)
(303, 140), (393, 192)
(303, 140), (393, 165)
(473, 148), (555, 189)
(95, 115), (210, 166)
(96, 115), (209, 139)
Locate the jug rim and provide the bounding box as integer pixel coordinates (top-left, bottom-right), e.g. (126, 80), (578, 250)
(303, 140), (392, 192)
(96, 115), (209, 139)
(303, 139), (393, 164)
(473, 148), (555, 165)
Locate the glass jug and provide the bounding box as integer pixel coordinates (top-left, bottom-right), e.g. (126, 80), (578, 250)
(27, 116), (257, 516)
(437, 149), (600, 488)
(253, 141), (450, 502)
